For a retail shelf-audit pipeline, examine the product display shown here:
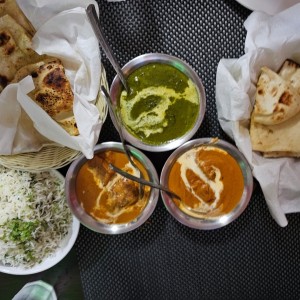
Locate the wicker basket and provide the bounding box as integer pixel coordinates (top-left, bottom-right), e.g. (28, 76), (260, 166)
(0, 66), (108, 171)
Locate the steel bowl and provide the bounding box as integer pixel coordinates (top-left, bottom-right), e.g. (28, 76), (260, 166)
(109, 53), (206, 152)
(160, 138), (253, 230)
(65, 142), (159, 234)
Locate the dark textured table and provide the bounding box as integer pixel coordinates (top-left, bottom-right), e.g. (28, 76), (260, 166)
(74, 1), (300, 299)
(3, 1), (299, 299)
(0, 248), (84, 299)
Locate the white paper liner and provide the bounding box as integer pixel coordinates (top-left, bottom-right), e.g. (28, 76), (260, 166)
(216, 4), (300, 227)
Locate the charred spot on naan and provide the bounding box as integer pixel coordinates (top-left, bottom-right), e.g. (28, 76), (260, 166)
(0, 75), (7, 91)
(278, 91), (292, 106)
(0, 31), (12, 53)
(43, 66), (71, 93)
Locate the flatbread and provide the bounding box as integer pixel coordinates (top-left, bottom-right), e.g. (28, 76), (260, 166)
(0, 14), (41, 92)
(250, 110), (300, 156)
(12, 59), (78, 136)
(57, 116), (79, 137)
(0, 0), (35, 36)
(252, 66), (300, 125)
(278, 59), (300, 84)
(250, 59), (300, 157)
(262, 151), (300, 158)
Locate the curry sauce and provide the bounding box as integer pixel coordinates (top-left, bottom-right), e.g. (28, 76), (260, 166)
(76, 150), (150, 224)
(119, 63), (200, 145)
(168, 145), (244, 218)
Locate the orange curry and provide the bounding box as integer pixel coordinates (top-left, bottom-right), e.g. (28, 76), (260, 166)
(76, 150), (150, 224)
(168, 145), (244, 218)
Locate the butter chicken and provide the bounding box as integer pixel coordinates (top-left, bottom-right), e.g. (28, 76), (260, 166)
(168, 145), (244, 218)
(76, 150), (150, 224)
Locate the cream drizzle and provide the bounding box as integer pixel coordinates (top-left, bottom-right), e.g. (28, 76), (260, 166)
(120, 79), (199, 137)
(88, 163), (142, 222)
(177, 148), (224, 213)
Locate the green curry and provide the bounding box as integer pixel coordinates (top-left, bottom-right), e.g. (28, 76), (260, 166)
(119, 63), (200, 145)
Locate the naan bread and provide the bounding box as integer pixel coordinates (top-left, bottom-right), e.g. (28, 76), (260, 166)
(0, 0), (35, 36)
(0, 14), (41, 92)
(57, 116), (79, 137)
(252, 66), (300, 125)
(250, 112), (300, 157)
(262, 151), (300, 158)
(12, 59), (79, 136)
(250, 59), (300, 158)
(0, 2), (78, 136)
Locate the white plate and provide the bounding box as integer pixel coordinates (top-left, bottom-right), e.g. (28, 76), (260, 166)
(0, 170), (80, 275)
(235, 0), (300, 15)
(0, 217), (80, 275)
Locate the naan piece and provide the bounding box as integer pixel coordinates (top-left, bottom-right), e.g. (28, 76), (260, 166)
(12, 58), (78, 136)
(278, 59), (300, 85)
(0, 14), (41, 92)
(263, 151), (300, 158)
(250, 111), (300, 157)
(0, 0), (35, 36)
(252, 66), (300, 125)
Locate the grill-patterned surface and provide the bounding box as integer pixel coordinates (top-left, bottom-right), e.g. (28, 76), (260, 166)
(75, 1), (300, 299)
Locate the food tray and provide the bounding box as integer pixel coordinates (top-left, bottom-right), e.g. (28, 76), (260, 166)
(0, 66), (108, 171)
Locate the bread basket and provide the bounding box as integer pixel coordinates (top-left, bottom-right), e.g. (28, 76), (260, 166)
(0, 66), (108, 171)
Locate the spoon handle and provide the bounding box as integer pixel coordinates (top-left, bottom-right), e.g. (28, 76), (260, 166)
(109, 163), (181, 200)
(100, 86), (138, 170)
(100, 86), (144, 199)
(86, 4), (129, 92)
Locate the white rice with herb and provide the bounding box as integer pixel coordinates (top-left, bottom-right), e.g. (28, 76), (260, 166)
(0, 166), (72, 268)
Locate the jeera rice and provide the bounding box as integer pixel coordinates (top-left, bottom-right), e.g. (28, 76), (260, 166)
(0, 166), (72, 268)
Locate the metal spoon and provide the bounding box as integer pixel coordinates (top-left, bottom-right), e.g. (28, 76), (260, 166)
(100, 86), (144, 196)
(86, 4), (129, 93)
(112, 163), (208, 216)
(109, 163), (181, 200)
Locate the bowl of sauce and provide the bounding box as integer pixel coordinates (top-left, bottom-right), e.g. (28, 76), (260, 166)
(65, 142), (159, 234)
(160, 138), (253, 229)
(110, 53), (206, 152)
